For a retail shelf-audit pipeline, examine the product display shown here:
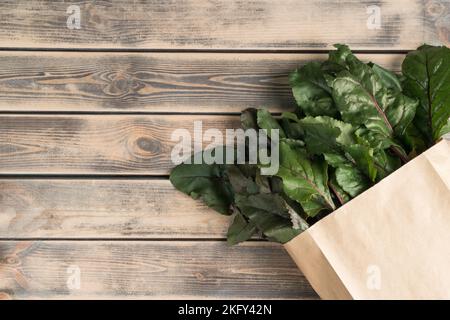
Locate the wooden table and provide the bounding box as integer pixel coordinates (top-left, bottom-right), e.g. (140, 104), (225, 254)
(0, 0), (448, 299)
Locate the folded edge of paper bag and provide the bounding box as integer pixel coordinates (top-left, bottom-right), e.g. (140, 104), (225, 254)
(284, 231), (353, 299)
(284, 139), (450, 300)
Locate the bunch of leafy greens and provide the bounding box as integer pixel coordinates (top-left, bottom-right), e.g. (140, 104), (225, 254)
(170, 44), (450, 245)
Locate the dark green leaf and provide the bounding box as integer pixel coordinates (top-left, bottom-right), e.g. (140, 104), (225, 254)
(371, 149), (401, 179)
(227, 213), (257, 245)
(323, 151), (372, 197)
(344, 144), (377, 181)
(333, 164), (370, 197)
(354, 128), (402, 179)
(235, 193), (305, 243)
(300, 116), (377, 193)
(170, 157), (233, 215)
(401, 123), (428, 156)
(290, 62), (338, 117)
(276, 141), (335, 217)
(280, 112), (305, 140)
(328, 171), (351, 206)
(370, 63), (402, 91)
(328, 44), (352, 69)
(299, 116), (354, 154)
(257, 109), (286, 138)
(226, 165), (259, 195)
(402, 45), (450, 143)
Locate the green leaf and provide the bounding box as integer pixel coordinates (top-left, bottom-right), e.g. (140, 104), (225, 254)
(331, 55), (418, 139)
(328, 171), (351, 206)
(226, 163), (305, 244)
(355, 127), (399, 150)
(235, 193), (303, 243)
(276, 141), (335, 217)
(300, 116), (377, 192)
(290, 62), (338, 117)
(227, 213), (257, 245)
(280, 112), (305, 140)
(371, 149), (401, 179)
(401, 123), (428, 156)
(226, 164), (259, 195)
(170, 158), (233, 215)
(439, 119), (450, 138)
(354, 128), (403, 179)
(402, 45), (450, 143)
(370, 63), (402, 92)
(323, 150), (372, 197)
(333, 165), (370, 198)
(299, 116), (355, 154)
(328, 44), (352, 69)
(327, 48), (418, 166)
(344, 144), (377, 181)
(256, 109), (286, 138)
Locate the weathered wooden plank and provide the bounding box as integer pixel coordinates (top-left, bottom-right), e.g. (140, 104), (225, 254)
(0, 52), (404, 112)
(0, 0), (447, 50)
(0, 179), (230, 239)
(0, 241), (317, 299)
(0, 114), (240, 175)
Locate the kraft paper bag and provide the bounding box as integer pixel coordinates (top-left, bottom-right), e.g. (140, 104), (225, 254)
(284, 139), (450, 300)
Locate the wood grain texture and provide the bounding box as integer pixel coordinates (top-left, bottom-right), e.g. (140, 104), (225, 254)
(0, 0), (448, 50)
(0, 179), (230, 239)
(0, 241), (317, 299)
(0, 114), (240, 174)
(0, 52), (404, 112)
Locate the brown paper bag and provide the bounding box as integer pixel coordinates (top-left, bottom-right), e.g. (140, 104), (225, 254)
(284, 139), (450, 300)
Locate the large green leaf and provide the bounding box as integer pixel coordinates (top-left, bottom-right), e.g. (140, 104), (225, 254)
(402, 45), (450, 143)
(170, 154), (234, 215)
(331, 55), (418, 139)
(290, 62), (338, 117)
(329, 51), (417, 166)
(276, 141), (335, 217)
